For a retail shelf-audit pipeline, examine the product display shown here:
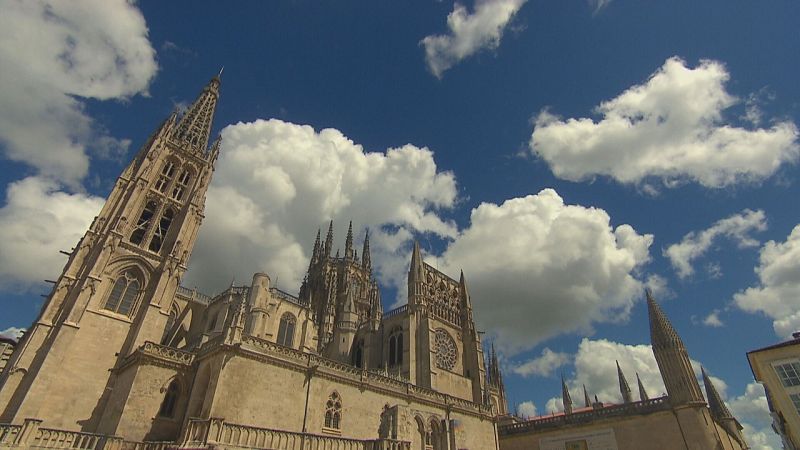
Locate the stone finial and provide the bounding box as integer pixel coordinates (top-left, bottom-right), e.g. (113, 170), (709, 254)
(637, 372), (649, 401)
(561, 375), (573, 415)
(344, 221), (354, 260)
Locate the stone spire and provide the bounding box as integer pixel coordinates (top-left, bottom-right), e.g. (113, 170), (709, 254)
(362, 229), (371, 270)
(310, 229), (321, 268)
(702, 367), (732, 420)
(324, 220), (334, 257)
(344, 221), (354, 260)
(561, 375), (573, 414)
(489, 343), (503, 389)
(647, 290), (704, 405)
(172, 75), (221, 153)
(637, 373), (649, 401)
(617, 360), (632, 404)
(583, 384), (591, 408)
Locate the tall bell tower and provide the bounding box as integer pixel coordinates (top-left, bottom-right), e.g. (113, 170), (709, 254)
(0, 76), (222, 431)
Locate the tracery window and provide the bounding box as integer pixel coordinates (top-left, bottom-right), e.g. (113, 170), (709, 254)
(155, 161), (176, 193)
(324, 392), (342, 430)
(171, 169), (191, 201)
(148, 208), (174, 252)
(388, 327), (403, 367)
(103, 271), (141, 316)
(433, 328), (456, 371)
(277, 312), (296, 347)
(130, 201), (157, 245)
(158, 379), (180, 418)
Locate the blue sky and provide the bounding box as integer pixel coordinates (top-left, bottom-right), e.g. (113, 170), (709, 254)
(1, 1), (799, 447)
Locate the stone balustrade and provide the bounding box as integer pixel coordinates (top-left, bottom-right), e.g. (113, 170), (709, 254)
(183, 417), (410, 450)
(498, 396), (672, 436)
(0, 424), (21, 446)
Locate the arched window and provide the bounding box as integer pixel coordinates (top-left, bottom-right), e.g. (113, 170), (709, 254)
(148, 208), (174, 253)
(130, 201), (157, 245)
(172, 169), (191, 201)
(352, 340), (364, 368)
(103, 271), (141, 316)
(324, 392), (342, 430)
(154, 161), (176, 193)
(388, 327), (403, 367)
(429, 419), (441, 450)
(158, 379), (180, 418)
(277, 313), (296, 347)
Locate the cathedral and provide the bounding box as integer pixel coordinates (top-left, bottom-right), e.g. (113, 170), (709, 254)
(0, 76), (505, 449)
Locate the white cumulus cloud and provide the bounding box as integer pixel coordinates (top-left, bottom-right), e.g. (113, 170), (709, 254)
(665, 209), (767, 279)
(530, 57), (799, 190)
(183, 119), (458, 296)
(0, 0), (157, 187)
(0, 177), (103, 292)
(735, 224), (800, 338)
(728, 382), (782, 450)
(438, 189), (652, 353)
(516, 400), (537, 419)
(421, 0), (527, 78)
(513, 348), (571, 377)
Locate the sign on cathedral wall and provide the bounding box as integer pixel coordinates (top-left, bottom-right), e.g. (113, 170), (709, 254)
(539, 428), (618, 450)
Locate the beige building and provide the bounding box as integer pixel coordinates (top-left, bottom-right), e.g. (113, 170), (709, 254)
(499, 292), (749, 450)
(0, 76), (504, 449)
(0, 339), (14, 375)
(748, 333), (800, 449)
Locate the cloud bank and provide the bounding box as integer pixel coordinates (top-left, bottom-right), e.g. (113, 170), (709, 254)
(530, 57), (799, 190)
(439, 189), (652, 353)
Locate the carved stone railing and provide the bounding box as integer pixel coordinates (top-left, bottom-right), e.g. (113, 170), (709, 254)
(498, 396), (672, 436)
(175, 286), (212, 305)
(119, 441), (176, 450)
(270, 288), (309, 308)
(182, 417), (410, 450)
(382, 305), (407, 319)
(140, 342), (195, 365)
(32, 427), (119, 449)
(0, 424), (21, 446)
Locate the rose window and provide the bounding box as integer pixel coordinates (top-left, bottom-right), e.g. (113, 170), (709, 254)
(434, 328), (457, 371)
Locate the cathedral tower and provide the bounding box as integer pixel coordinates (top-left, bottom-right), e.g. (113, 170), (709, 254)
(647, 290), (705, 406)
(0, 76), (222, 429)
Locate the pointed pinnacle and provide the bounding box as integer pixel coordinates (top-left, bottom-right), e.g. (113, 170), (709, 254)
(561, 374), (573, 414)
(583, 384), (591, 407)
(702, 367), (733, 419)
(616, 360), (632, 404)
(637, 373), (649, 401)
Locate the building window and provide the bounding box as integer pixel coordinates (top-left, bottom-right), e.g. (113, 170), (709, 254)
(791, 394), (800, 415)
(148, 208), (174, 252)
(172, 170), (191, 201)
(158, 379), (180, 418)
(277, 313), (296, 347)
(324, 392), (342, 430)
(433, 328), (457, 371)
(775, 362), (800, 387)
(352, 340), (364, 368)
(388, 328), (403, 367)
(130, 201), (157, 245)
(103, 271), (141, 316)
(155, 161), (176, 193)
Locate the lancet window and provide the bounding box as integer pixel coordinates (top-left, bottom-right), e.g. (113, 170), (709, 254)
(171, 169), (191, 201)
(154, 161), (176, 193)
(352, 339), (364, 368)
(388, 327), (403, 367)
(324, 392), (342, 430)
(130, 201), (157, 245)
(148, 208), (174, 252)
(277, 312), (296, 347)
(103, 271), (141, 317)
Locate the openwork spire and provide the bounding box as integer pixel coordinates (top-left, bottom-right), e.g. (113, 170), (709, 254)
(324, 220), (334, 257)
(172, 75), (221, 153)
(344, 221), (354, 260)
(702, 367), (733, 420)
(561, 375), (573, 414)
(646, 290), (704, 405)
(360, 229), (371, 271)
(637, 373), (649, 401)
(617, 360), (632, 404)
(647, 289), (683, 351)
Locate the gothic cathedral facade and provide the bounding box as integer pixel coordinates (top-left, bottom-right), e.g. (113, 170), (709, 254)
(0, 76), (504, 449)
